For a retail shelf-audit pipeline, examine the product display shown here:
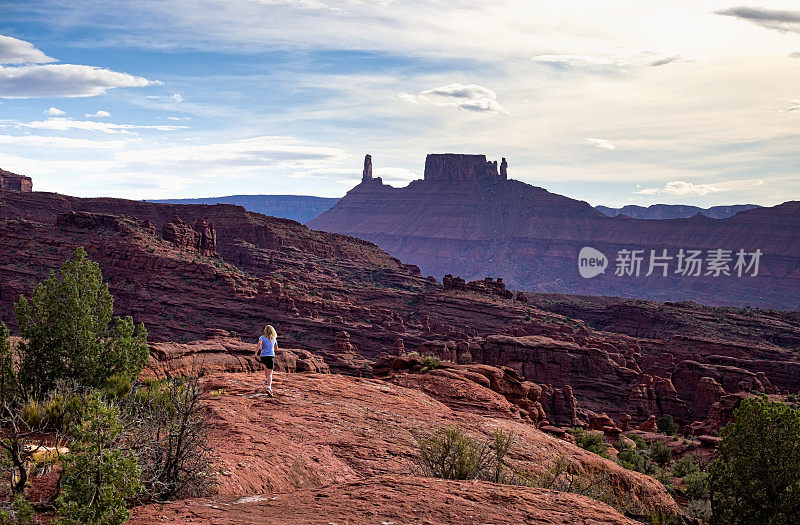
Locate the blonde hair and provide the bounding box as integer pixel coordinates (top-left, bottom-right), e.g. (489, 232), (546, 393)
(263, 325), (277, 341)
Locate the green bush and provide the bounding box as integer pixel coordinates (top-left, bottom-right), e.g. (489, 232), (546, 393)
(671, 454), (701, 477)
(570, 428), (609, 458)
(657, 414), (678, 436)
(683, 471), (709, 500)
(56, 394), (142, 525)
(613, 437), (632, 452)
(420, 355), (440, 372)
(417, 427), (512, 482)
(0, 496), (35, 525)
(121, 376), (216, 501)
(649, 441), (673, 467)
(653, 467), (673, 492)
(629, 434), (647, 449)
(709, 398), (800, 525)
(0, 323), (15, 406)
(13, 247), (148, 398)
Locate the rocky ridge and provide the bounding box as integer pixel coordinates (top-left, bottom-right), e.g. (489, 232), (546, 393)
(1, 188), (799, 437)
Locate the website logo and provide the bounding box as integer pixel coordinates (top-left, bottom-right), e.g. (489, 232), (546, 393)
(578, 247), (608, 279)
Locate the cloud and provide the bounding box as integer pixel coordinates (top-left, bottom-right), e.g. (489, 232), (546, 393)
(634, 179), (765, 197)
(85, 110), (111, 118)
(0, 64), (152, 98)
(148, 93), (183, 102)
(399, 83), (507, 115)
(716, 7), (800, 34)
(21, 118), (187, 134)
(635, 180), (723, 196)
(531, 51), (686, 71)
(0, 35), (54, 64)
(585, 138), (616, 150)
(44, 107), (65, 116)
(0, 134), (131, 149)
(0, 35), (152, 98)
(112, 135), (347, 172)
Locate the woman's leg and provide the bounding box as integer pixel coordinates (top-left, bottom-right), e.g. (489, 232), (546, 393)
(266, 367), (273, 390)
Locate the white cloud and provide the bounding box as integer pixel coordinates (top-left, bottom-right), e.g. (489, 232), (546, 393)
(0, 134), (131, 149)
(585, 138), (616, 150)
(0, 64), (152, 98)
(634, 179), (765, 197)
(399, 83), (507, 115)
(0, 35), (54, 64)
(21, 118), (188, 134)
(148, 93), (184, 102)
(44, 107), (65, 116)
(531, 51), (687, 72)
(112, 135), (348, 173)
(85, 110), (111, 118)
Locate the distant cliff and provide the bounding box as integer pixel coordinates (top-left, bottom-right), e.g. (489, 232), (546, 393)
(149, 195), (339, 224)
(309, 154), (800, 310)
(596, 204), (760, 220)
(0, 168), (32, 192)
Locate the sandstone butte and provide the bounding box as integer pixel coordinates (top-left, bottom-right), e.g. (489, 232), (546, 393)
(307, 154), (800, 311)
(0, 177), (799, 522)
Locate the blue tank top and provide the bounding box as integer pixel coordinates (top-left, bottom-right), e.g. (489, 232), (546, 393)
(259, 336), (276, 357)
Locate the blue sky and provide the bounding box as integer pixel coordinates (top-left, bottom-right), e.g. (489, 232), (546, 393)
(0, 0), (798, 206)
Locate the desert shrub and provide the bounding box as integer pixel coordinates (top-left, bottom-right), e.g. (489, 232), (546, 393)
(121, 376), (216, 501)
(629, 434), (647, 449)
(489, 429), (513, 483)
(687, 498), (712, 522)
(616, 439), (658, 475)
(670, 454), (701, 477)
(613, 438), (631, 452)
(417, 426), (493, 480)
(0, 496), (34, 525)
(653, 467), (673, 492)
(525, 455), (671, 519)
(709, 398), (800, 525)
(56, 394), (142, 525)
(683, 471), (709, 500)
(13, 247), (148, 399)
(0, 324), (15, 406)
(649, 441), (672, 467)
(416, 426), (512, 482)
(657, 414), (678, 436)
(420, 355), (440, 372)
(569, 428), (609, 458)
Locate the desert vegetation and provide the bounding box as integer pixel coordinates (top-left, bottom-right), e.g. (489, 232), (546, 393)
(565, 400), (800, 524)
(0, 248), (214, 523)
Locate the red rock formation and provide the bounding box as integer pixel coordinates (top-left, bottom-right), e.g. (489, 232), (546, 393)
(423, 153), (505, 182)
(162, 216), (217, 256)
(1, 187), (799, 439)
(129, 372), (673, 524)
(0, 168), (32, 192)
(308, 155), (800, 310)
(362, 153), (372, 181)
(638, 415), (658, 432)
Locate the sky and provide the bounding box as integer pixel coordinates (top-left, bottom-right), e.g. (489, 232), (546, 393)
(0, 1), (798, 207)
